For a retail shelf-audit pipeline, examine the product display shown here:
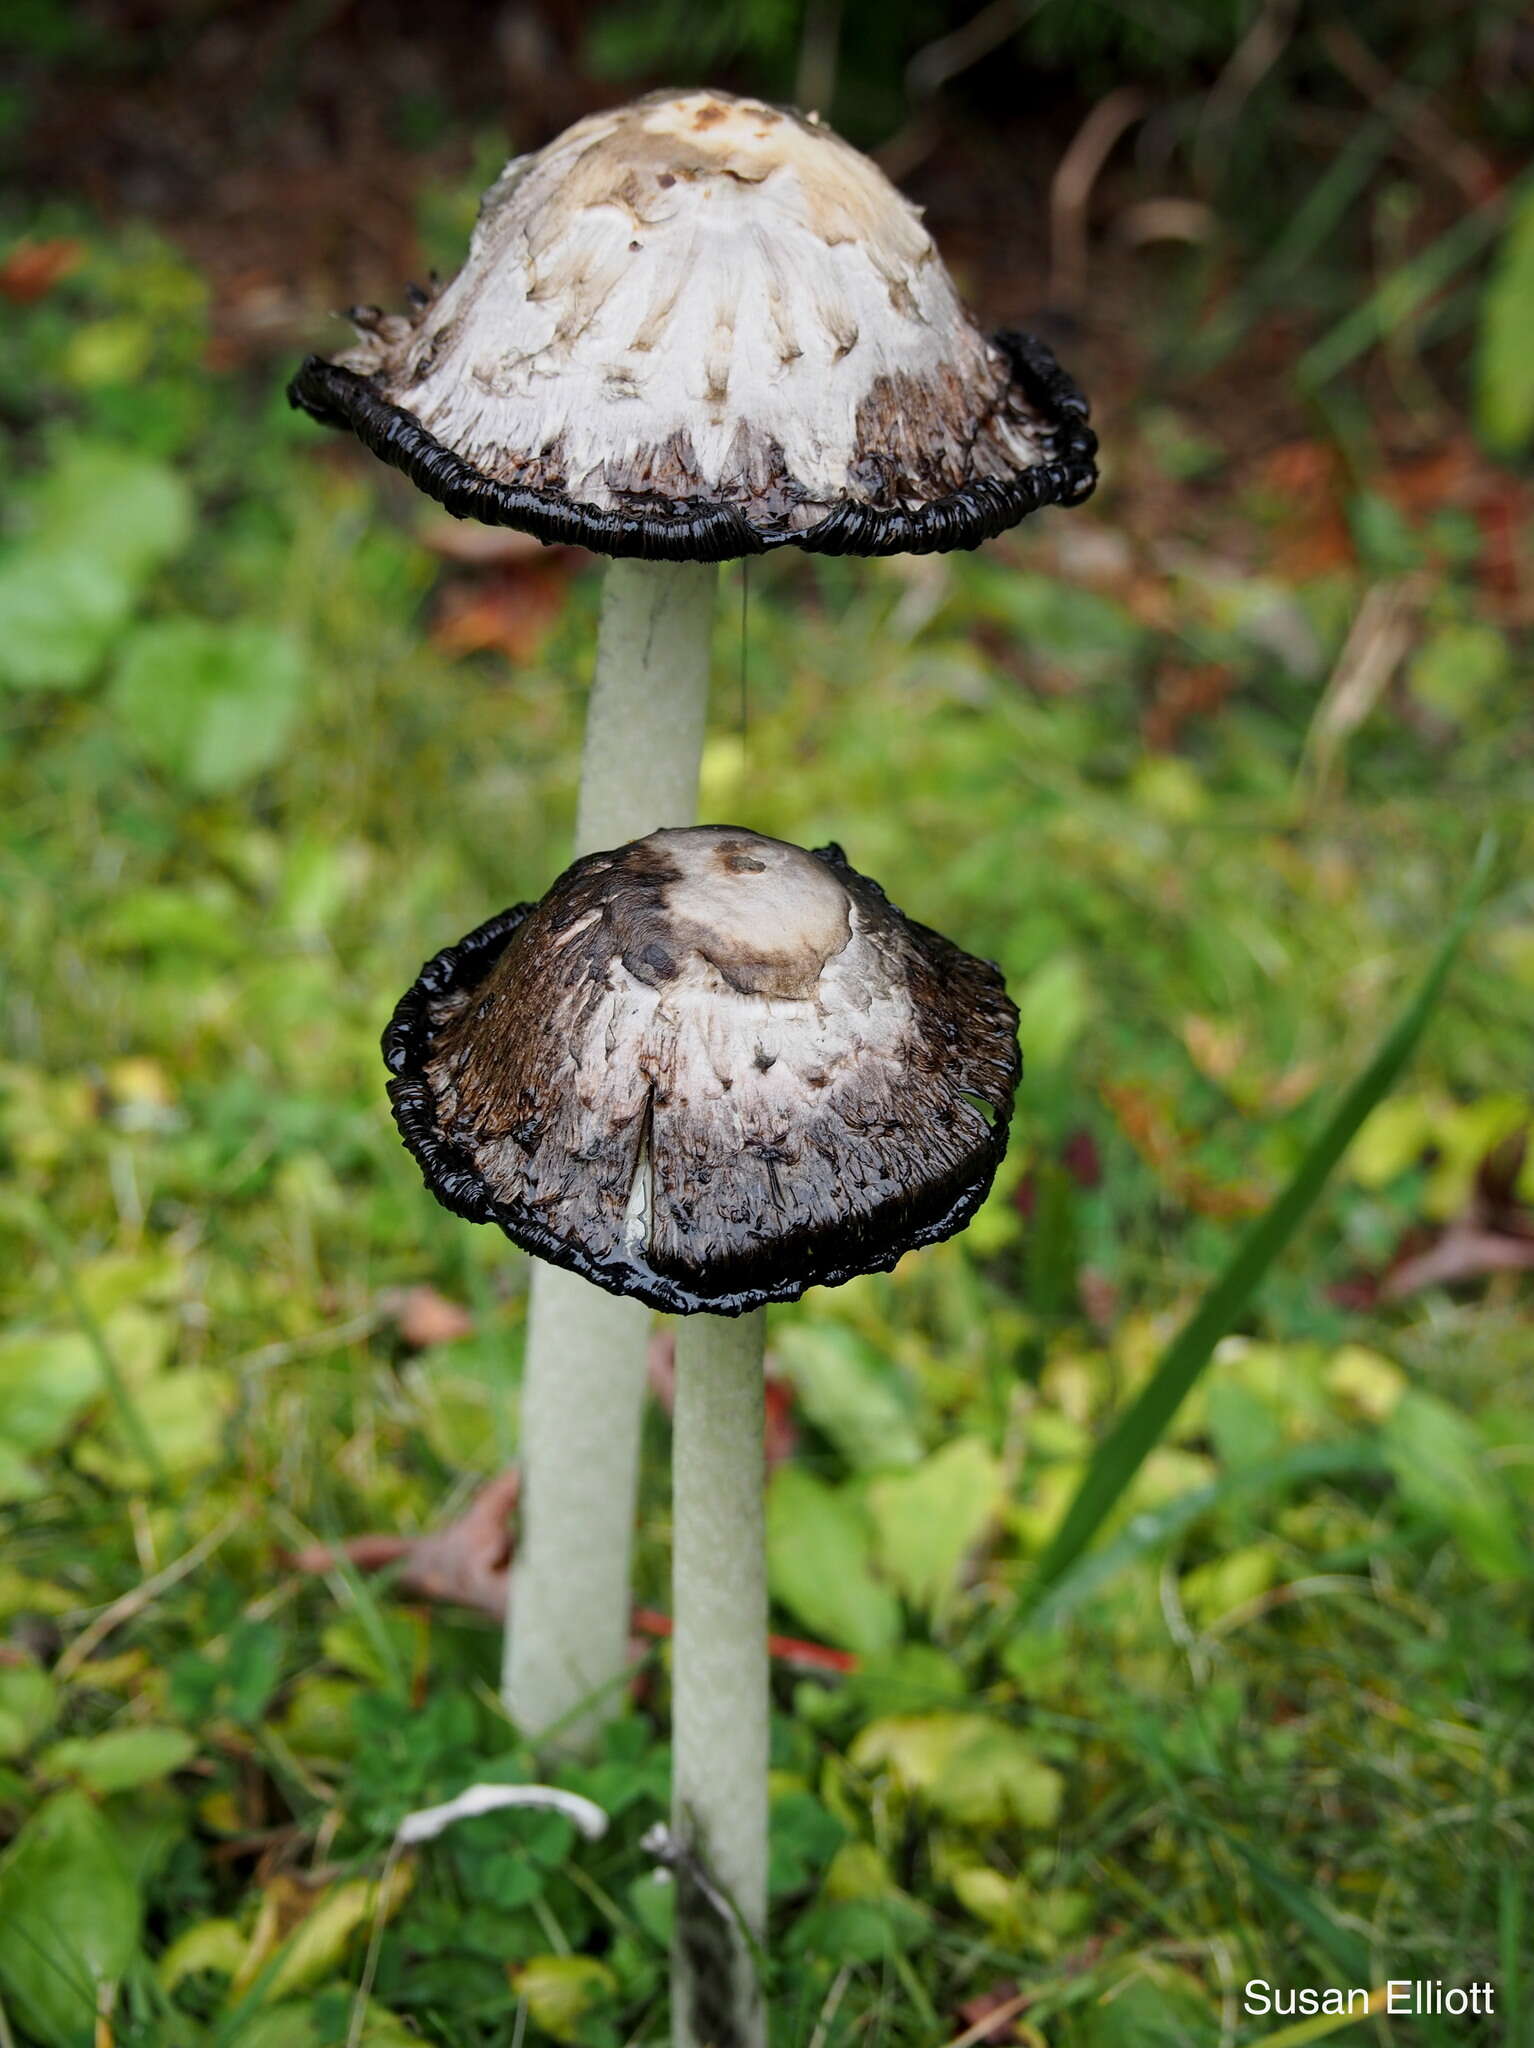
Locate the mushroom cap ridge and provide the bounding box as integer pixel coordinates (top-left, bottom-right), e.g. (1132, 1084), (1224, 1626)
(382, 829), (1021, 1316)
(290, 90), (1096, 563)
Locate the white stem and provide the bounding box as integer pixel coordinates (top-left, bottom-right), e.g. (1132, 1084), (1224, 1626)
(670, 1309), (769, 2048)
(504, 559), (717, 1750)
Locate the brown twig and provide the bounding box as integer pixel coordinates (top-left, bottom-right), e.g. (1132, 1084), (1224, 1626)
(1049, 88), (1149, 313)
(1320, 21), (1495, 204)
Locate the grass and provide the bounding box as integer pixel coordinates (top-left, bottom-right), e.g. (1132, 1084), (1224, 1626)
(0, 173), (1532, 2048)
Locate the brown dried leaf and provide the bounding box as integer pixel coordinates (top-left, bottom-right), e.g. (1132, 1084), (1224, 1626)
(384, 1284), (474, 1349)
(0, 238), (83, 304)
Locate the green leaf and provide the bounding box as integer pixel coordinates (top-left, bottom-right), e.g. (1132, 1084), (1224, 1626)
(1382, 1391), (1527, 1582)
(1409, 621), (1510, 720)
(0, 442), (193, 692)
(0, 1330), (102, 1455)
(1476, 179), (1534, 455)
(0, 1789), (141, 2046)
(43, 1725), (197, 1793)
(509, 1955), (617, 2042)
(849, 1713), (1064, 1831)
(0, 551), (134, 691)
(73, 1366), (234, 1491)
(108, 619), (306, 793)
(766, 1467), (901, 1657)
(1027, 844), (1489, 1603)
(0, 1439), (45, 1504)
(866, 1438), (1004, 1612)
(1077, 1962), (1220, 2048)
(27, 441), (194, 584)
(1013, 955), (1092, 1071)
(0, 1658), (58, 1761)
(156, 1916), (247, 1992)
(773, 1321), (922, 1472)
(785, 1896), (924, 1964)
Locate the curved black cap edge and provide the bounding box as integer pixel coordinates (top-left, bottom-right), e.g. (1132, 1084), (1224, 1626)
(380, 850), (1017, 1317)
(289, 333), (1097, 564)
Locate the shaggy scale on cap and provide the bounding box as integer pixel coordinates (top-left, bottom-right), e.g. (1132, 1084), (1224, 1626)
(383, 828), (1020, 1315)
(290, 90), (1096, 561)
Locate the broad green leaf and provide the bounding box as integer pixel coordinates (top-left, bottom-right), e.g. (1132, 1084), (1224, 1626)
(1476, 178), (1534, 455)
(1346, 1092), (1436, 1187)
(1409, 621), (1511, 720)
(268, 1677), (364, 1762)
(157, 1917), (247, 1992)
(0, 1331), (102, 1454)
(1325, 1344), (1404, 1422)
(510, 1956), (617, 2042)
(766, 1467), (900, 1657)
(850, 1714), (1064, 1832)
(43, 1725), (197, 1793)
(0, 551), (133, 691)
(225, 2008), (322, 2048)
(74, 1365), (233, 1489)
(0, 1658), (58, 1760)
(1027, 847), (1488, 1603)
(0, 1440), (45, 1504)
(1077, 1962), (1221, 2048)
(866, 1438), (1005, 1612)
(1013, 955), (1091, 1071)
(785, 1896), (926, 1964)
(261, 1871), (412, 2004)
(773, 1321), (922, 1472)
(1382, 1391), (1527, 1582)
(25, 440), (193, 583)
(0, 1789), (141, 2046)
(1179, 1542), (1282, 1627)
(108, 619), (306, 793)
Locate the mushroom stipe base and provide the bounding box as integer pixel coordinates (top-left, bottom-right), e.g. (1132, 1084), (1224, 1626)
(381, 839), (1020, 1318)
(289, 332), (1097, 564)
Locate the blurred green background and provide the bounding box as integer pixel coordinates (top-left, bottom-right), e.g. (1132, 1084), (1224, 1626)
(1, 3), (1532, 2044)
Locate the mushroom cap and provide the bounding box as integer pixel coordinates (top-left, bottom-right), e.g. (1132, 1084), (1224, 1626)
(383, 827), (1020, 1315)
(290, 90), (1095, 562)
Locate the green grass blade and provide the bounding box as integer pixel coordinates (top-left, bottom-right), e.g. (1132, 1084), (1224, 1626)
(1218, 1830), (1369, 1982)
(1027, 840), (1493, 1603)
(17, 1194), (167, 1492)
(1502, 1863), (1527, 2048)
(1028, 1438), (1384, 1634)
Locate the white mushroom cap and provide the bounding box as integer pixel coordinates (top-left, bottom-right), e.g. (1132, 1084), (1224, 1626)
(383, 828), (1020, 1314)
(291, 91), (1096, 560)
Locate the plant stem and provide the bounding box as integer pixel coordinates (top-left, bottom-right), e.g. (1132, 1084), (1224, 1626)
(504, 558), (717, 1750)
(670, 1308), (769, 2048)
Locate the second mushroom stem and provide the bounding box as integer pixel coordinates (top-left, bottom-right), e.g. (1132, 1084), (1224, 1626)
(504, 556), (718, 1751)
(671, 1307), (769, 2048)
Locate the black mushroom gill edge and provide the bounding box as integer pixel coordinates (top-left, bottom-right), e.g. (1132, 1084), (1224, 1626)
(287, 331), (1098, 564)
(380, 849), (1021, 1319)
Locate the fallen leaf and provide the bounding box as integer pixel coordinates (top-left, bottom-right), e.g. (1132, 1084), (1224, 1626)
(384, 1284), (474, 1349)
(288, 1469), (855, 1672)
(0, 237), (83, 303)
(430, 554), (579, 664)
(954, 1980), (1029, 2045)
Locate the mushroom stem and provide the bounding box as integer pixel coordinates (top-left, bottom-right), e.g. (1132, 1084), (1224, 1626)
(670, 1308), (769, 2048)
(505, 559), (716, 1748)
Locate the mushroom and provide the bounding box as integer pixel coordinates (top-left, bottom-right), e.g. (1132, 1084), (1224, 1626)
(382, 826), (1020, 2047)
(290, 87), (1093, 1752)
